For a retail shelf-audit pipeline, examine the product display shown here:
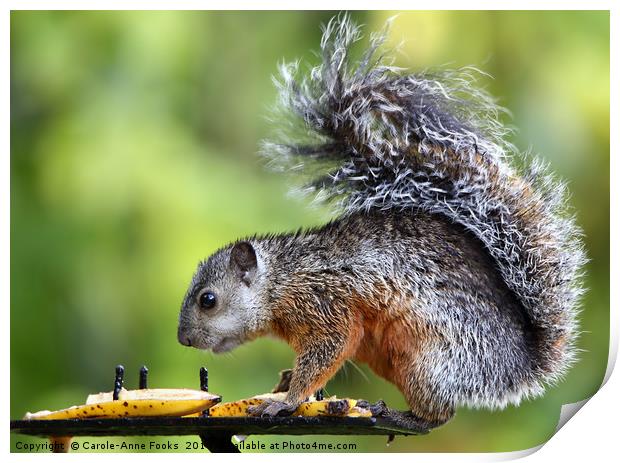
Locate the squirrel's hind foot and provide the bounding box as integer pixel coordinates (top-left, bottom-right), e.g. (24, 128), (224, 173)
(384, 410), (441, 433)
(361, 401), (452, 433)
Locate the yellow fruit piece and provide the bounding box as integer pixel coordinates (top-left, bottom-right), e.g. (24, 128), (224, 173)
(295, 399), (371, 418)
(208, 393), (371, 418)
(347, 407), (373, 418)
(84, 388), (218, 404)
(208, 398), (265, 417)
(24, 388), (221, 420)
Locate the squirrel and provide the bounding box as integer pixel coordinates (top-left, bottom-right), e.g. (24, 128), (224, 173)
(177, 15), (586, 430)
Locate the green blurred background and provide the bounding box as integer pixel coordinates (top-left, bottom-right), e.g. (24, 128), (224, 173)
(10, 11), (609, 453)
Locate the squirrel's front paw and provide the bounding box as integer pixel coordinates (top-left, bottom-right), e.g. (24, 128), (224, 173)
(248, 399), (297, 417)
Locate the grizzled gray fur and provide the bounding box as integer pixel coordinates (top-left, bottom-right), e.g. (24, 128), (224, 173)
(178, 15), (586, 428)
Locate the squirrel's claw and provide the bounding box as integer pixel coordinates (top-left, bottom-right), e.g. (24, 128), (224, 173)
(248, 399), (297, 417)
(355, 399), (389, 417)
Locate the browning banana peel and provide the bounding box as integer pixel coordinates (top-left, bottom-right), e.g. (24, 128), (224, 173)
(208, 393), (372, 418)
(24, 388), (221, 420)
(295, 398), (372, 418)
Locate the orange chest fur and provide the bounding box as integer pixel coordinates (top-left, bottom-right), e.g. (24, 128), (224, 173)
(353, 313), (422, 387)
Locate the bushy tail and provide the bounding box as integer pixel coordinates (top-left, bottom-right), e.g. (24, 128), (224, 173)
(262, 15), (586, 384)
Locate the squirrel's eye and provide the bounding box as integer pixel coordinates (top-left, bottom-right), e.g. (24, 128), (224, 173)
(199, 292), (217, 310)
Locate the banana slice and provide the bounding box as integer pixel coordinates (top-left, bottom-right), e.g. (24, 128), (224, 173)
(24, 388), (221, 420)
(295, 398), (371, 418)
(208, 393), (371, 418)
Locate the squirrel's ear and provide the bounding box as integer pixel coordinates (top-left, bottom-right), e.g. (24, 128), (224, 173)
(230, 241), (257, 285)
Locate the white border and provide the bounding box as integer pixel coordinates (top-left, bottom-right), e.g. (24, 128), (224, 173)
(2, 0), (617, 9)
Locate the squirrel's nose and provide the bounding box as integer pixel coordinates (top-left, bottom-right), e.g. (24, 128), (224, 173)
(177, 328), (192, 347)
